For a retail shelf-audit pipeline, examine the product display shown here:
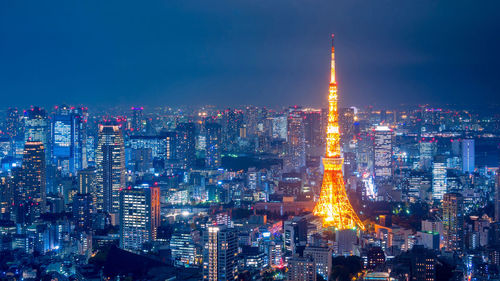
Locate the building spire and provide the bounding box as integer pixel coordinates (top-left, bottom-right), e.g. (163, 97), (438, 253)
(330, 34), (336, 84)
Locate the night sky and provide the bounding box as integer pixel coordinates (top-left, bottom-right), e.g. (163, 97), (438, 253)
(1, 0), (499, 108)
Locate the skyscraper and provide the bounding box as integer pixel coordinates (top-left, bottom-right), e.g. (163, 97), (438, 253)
(461, 139), (475, 174)
(5, 107), (21, 138)
(130, 107), (144, 134)
(24, 107), (50, 159)
(96, 125), (125, 214)
(409, 245), (436, 281)
(300, 108), (323, 149)
(443, 192), (464, 253)
(119, 185), (160, 252)
(205, 122), (222, 168)
(314, 35), (364, 230)
(285, 114), (306, 172)
(176, 123), (196, 169)
(202, 226), (238, 281)
(18, 142), (46, 219)
(432, 159), (447, 200)
(222, 109), (243, 150)
(373, 126), (393, 181)
(73, 193), (92, 231)
(51, 105), (83, 175)
(496, 168), (500, 222)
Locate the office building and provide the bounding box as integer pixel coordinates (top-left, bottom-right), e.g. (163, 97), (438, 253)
(303, 246), (332, 279)
(286, 256), (316, 281)
(119, 185), (160, 252)
(285, 114), (306, 172)
(462, 139), (475, 174)
(176, 123), (196, 169)
(96, 125), (125, 213)
(18, 142), (46, 220)
(205, 122), (222, 168)
(51, 105), (84, 175)
(432, 160), (447, 200)
(73, 193), (92, 231)
(373, 126), (393, 180)
(409, 245), (436, 281)
(202, 226), (238, 281)
(443, 192), (464, 253)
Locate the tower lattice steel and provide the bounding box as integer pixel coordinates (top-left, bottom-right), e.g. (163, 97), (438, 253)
(313, 35), (365, 230)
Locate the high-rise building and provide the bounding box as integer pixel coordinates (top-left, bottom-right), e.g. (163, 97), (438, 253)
(409, 245), (436, 281)
(18, 142), (46, 219)
(496, 168), (500, 222)
(461, 139), (475, 174)
(419, 139), (437, 170)
(373, 126), (393, 181)
(170, 230), (200, 267)
(51, 105), (83, 175)
(272, 116), (287, 140)
(73, 193), (92, 231)
(176, 123), (196, 169)
(286, 256), (316, 281)
(300, 109), (323, 148)
(205, 122), (222, 168)
(303, 246), (332, 279)
(222, 109), (243, 149)
(284, 216), (308, 255)
(5, 107), (21, 138)
(119, 185), (160, 252)
(96, 125), (125, 214)
(313, 35), (364, 230)
(77, 168), (97, 194)
(285, 114), (306, 172)
(130, 107), (144, 134)
(24, 107), (50, 159)
(339, 107), (355, 143)
(202, 226), (238, 281)
(432, 159), (447, 200)
(443, 192), (464, 253)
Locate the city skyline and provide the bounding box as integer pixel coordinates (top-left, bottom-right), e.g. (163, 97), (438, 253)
(0, 2), (499, 281)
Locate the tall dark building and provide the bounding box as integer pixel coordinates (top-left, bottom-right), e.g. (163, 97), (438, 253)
(300, 109), (323, 148)
(5, 107), (21, 138)
(130, 107), (144, 134)
(496, 168), (500, 222)
(96, 125), (125, 214)
(410, 245), (436, 281)
(443, 192), (464, 253)
(339, 107), (355, 143)
(222, 109), (243, 150)
(18, 142), (46, 220)
(202, 226), (238, 281)
(285, 114), (305, 172)
(176, 123), (196, 169)
(367, 246), (385, 269)
(73, 193), (92, 231)
(205, 122), (222, 168)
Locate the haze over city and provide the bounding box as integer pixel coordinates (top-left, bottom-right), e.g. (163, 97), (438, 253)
(1, 0), (500, 107)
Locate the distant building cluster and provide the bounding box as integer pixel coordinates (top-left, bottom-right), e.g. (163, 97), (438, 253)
(0, 102), (497, 280)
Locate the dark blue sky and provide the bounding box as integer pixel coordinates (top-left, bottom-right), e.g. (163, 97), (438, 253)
(1, 0), (499, 108)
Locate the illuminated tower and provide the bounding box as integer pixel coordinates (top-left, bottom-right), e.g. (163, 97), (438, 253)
(313, 35), (364, 230)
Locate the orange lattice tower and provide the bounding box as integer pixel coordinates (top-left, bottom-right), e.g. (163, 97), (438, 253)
(313, 35), (365, 230)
